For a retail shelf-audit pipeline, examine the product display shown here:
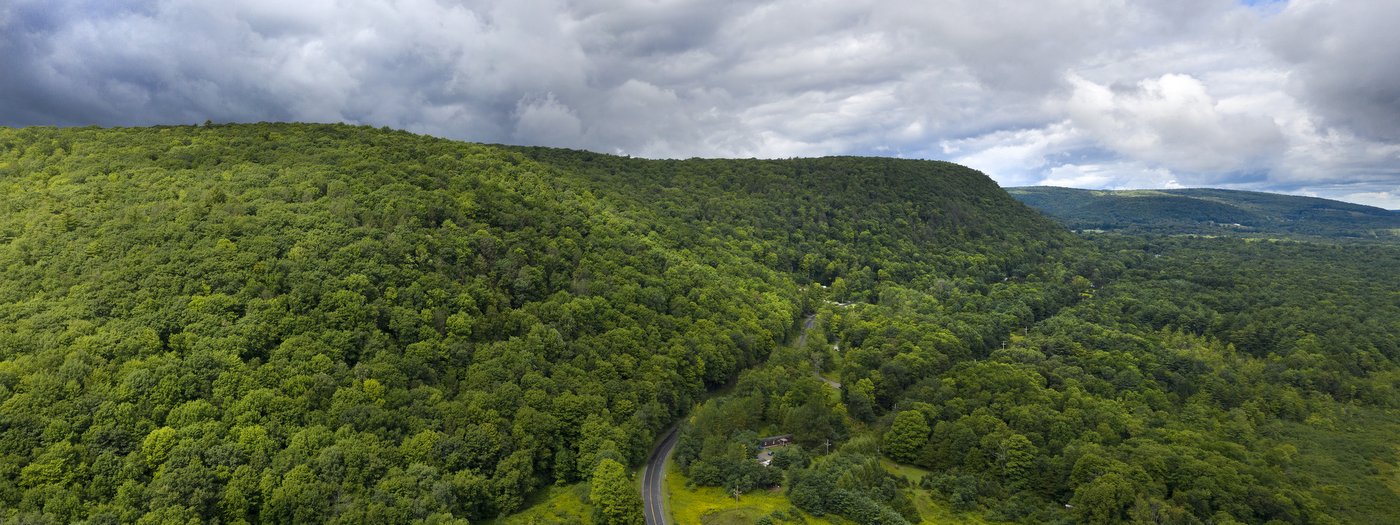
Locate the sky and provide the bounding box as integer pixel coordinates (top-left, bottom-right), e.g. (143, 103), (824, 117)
(2, 0), (1399, 208)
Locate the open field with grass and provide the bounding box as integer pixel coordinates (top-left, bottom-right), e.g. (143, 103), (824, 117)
(666, 462), (845, 525)
(663, 455), (1002, 525)
(490, 483), (595, 525)
(879, 459), (1005, 525)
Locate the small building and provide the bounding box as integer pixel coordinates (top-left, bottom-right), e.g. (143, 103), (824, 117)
(755, 434), (794, 467)
(758, 434), (793, 448)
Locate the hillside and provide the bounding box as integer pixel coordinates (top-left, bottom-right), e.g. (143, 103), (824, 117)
(509, 147), (1078, 293)
(0, 123), (1076, 524)
(5, 124), (1394, 525)
(673, 236), (1400, 525)
(1008, 186), (1400, 239)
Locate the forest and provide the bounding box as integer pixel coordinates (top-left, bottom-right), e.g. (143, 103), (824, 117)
(0, 123), (1395, 525)
(1007, 186), (1400, 239)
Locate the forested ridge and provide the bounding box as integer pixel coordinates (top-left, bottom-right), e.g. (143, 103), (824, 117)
(1007, 186), (1400, 239)
(0, 123), (1080, 524)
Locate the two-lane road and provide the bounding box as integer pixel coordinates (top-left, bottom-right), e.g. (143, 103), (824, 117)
(642, 426), (680, 525)
(641, 314), (819, 524)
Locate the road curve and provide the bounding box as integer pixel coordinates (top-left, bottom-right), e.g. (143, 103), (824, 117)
(642, 426), (680, 525)
(641, 314), (817, 524)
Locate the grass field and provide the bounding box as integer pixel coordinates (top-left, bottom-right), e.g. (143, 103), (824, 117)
(489, 482), (595, 525)
(880, 458), (933, 484)
(665, 462), (846, 525)
(879, 459), (1005, 525)
(664, 456), (1001, 525)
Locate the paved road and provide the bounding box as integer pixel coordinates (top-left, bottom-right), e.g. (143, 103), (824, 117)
(642, 426), (679, 525)
(640, 314), (820, 524)
(798, 314), (842, 389)
(796, 314), (816, 347)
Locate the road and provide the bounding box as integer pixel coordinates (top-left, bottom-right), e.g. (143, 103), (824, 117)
(796, 314), (816, 347)
(640, 314), (820, 524)
(798, 314), (842, 390)
(642, 426), (679, 525)
(815, 369), (842, 390)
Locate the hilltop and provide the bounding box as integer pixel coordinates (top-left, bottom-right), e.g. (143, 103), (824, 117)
(1008, 186), (1400, 239)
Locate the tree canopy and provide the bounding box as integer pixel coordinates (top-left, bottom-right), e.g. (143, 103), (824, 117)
(0, 123), (1072, 523)
(2, 123), (1394, 524)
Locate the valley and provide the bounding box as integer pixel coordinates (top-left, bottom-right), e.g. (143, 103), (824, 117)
(0, 124), (1395, 525)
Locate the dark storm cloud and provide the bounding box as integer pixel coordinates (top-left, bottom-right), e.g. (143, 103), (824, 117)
(1267, 0), (1400, 142)
(0, 0), (1397, 207)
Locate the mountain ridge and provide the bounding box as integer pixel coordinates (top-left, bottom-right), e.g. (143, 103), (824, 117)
(1008, 185), (1400, 239)
(0, 122), (1077, 523)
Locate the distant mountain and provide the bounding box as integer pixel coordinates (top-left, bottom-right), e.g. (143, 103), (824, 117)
(1007, 186), (1400, 239)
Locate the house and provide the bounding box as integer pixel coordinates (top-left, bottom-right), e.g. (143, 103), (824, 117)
(755, 434), (794, 467)
(758, 434), (793, 448)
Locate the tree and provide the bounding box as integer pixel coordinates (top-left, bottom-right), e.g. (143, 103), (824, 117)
(264, 465), (330, 524)
(141, 427), (178, 469)
(998, 433), (1034, 490)
(1070, 472), (1137, 525)
(589, 459), (643, 525)
(847, 378), (877, 422)
(785, 401), (841, 450)
(883, 410), (930, 463)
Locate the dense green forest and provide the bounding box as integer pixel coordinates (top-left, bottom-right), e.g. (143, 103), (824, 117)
(677, 236), (1400, 524)
(1, 124), (1395, 525)
(0, 123), (1077, 524)
(1008, 186), (1400, 239)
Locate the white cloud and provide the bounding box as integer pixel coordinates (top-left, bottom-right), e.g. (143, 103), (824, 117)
(0, 0), (1397, 206)
(1338, 191), (1400, 211)
(1039, 162), (1182, 190)
(1059, 73), (1285, 174)
(940, 123), (1082, 187)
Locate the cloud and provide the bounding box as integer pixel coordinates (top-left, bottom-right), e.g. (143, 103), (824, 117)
(1059, 73), (1285, 174)
(1266, 0), (1400, 142)
(939, 123), (1083, 187)
(513, 94), (583, 148)
(1039, 162), (1183, 191)
(1337, 191), (1400, 211)
(0, 0), (1397, 206)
